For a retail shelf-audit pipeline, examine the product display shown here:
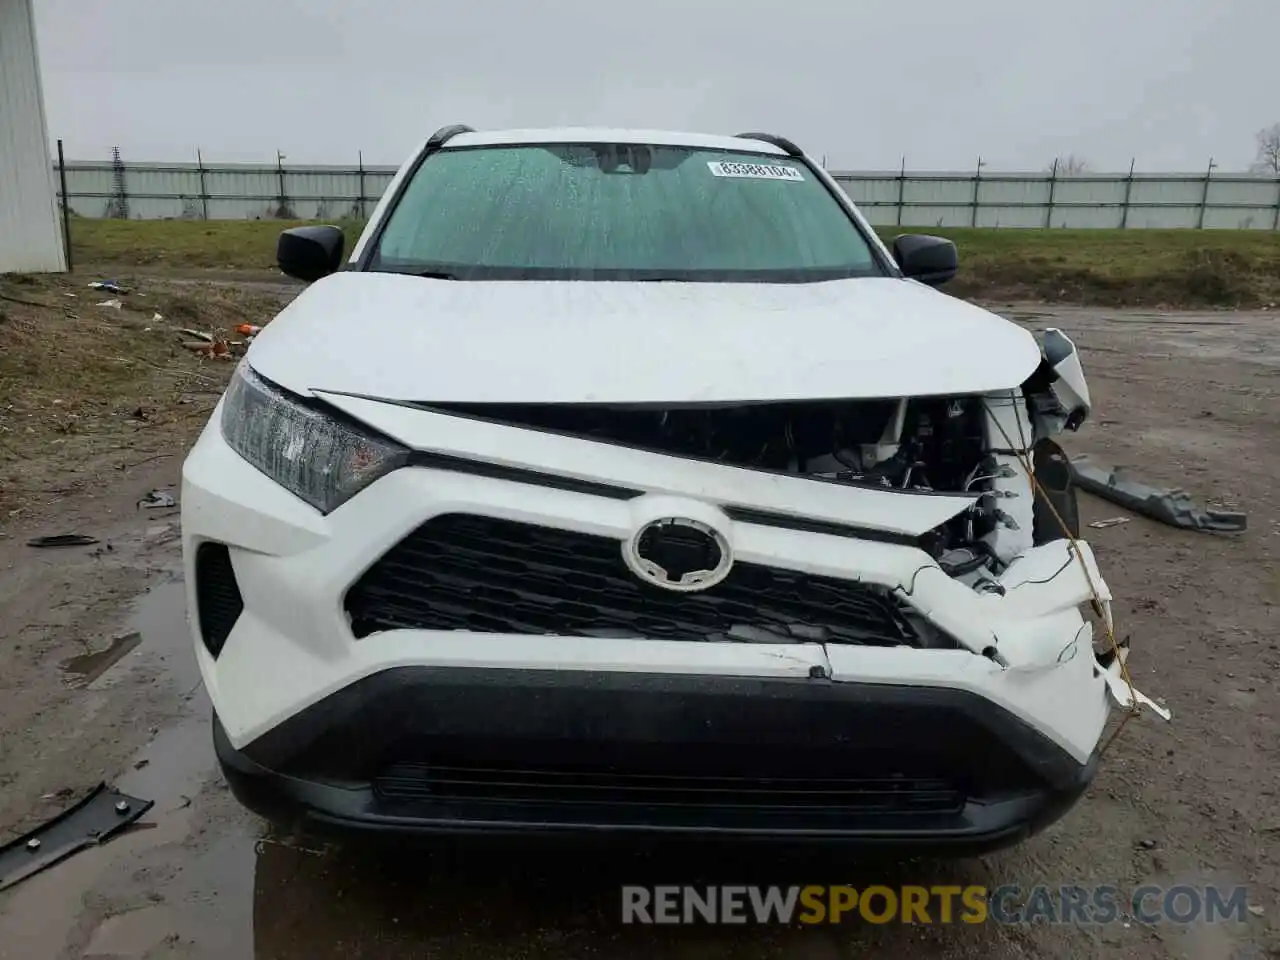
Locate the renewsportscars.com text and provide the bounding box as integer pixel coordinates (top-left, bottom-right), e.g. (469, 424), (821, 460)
(621, 884), (1251, 925)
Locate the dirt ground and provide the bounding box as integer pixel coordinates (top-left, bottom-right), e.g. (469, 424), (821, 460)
(0, 276), (1277, 958)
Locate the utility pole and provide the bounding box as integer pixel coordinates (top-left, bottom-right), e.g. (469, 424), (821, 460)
(275, 150), (290, 218)
(1197, 158), (1216, 229)
(971, 157), (985, 227)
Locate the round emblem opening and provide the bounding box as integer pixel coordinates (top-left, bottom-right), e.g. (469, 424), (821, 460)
(622, 517), (733, 592)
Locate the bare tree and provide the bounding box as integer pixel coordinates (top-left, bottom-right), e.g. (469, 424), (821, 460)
(1251, 123), (1280, 175)
(1048, 154), (1089, 176)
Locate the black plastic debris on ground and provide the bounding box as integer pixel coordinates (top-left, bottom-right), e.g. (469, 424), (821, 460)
(0, 783), (153, 891)
(26, 534), (99, 548)
(1071, 456), (1247, 534)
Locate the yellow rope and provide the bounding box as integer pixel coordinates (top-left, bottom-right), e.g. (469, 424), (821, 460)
(983, 398), (1142, 757)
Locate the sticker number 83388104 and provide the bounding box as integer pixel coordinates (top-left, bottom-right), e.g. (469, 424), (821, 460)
(707, 161), (805, 181)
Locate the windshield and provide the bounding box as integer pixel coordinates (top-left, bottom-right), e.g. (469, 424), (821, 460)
(367, 143), (886, 282)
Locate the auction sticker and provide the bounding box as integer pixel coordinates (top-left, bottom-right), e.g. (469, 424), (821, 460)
(707, 161), (804, 181)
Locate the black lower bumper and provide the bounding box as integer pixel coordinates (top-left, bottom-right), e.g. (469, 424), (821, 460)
(214, 667), (1096, 855)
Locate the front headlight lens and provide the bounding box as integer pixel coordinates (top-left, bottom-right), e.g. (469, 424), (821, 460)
(220, 362), (409, 514)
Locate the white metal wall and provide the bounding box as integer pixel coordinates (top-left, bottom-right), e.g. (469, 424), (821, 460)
(51, 158), (1280, 230)
(842, 171), (1280, 230)
(0, 0), (66, 272)
(58, 161), (398, 221)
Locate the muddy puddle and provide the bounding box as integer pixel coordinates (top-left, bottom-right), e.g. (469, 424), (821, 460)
(0, 578), (260, 960)
(60, 632), (143, 688)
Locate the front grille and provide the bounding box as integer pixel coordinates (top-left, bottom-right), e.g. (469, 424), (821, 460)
(345, 514), (922, 645)
(195, 542), (243, 658)
(375, 762), (965, 816)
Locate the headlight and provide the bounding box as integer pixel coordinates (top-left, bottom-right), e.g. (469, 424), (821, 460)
(220, 362), (409, 514)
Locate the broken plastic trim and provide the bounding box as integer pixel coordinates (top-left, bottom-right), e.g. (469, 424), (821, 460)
(1100, 648), (1173, 721)
(0, 783), (153, 891)
(1071, 456), (1247, 534)
(25, 534), (99, 548)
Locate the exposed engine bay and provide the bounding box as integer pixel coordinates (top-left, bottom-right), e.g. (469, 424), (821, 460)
(438, 396), (972, 484)
(428, 331), (1092, 588)
(434, 400), (1027, 581)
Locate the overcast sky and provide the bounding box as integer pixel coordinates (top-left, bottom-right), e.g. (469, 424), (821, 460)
(33, 0), (1278, 171)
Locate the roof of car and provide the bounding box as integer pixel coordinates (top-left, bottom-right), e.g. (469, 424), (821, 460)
(442, 128), (791, 155)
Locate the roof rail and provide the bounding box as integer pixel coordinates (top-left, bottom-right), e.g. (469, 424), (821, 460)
(425, 124), (475, 151)
(734, 132), (804, 158)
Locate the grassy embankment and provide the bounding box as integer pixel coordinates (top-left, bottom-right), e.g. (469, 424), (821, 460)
(66, 218), (1280, 308)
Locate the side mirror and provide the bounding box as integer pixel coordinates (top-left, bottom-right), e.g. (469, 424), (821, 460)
(277, 225), (345, 283)
(892, 234), (958, 287)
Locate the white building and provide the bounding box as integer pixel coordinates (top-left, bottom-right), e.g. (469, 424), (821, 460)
(0, 0), (66, 273)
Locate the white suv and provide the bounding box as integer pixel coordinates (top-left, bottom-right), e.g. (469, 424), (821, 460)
(181, 126), (1166, 852)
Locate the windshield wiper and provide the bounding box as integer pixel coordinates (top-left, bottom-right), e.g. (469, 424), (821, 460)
(417, 269), (459, 280)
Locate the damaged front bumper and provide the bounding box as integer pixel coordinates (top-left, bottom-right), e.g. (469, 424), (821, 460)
(181, 398), (1168, 847)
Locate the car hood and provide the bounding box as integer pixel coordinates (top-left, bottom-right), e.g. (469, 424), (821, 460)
(247, 272), (1042, 404)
